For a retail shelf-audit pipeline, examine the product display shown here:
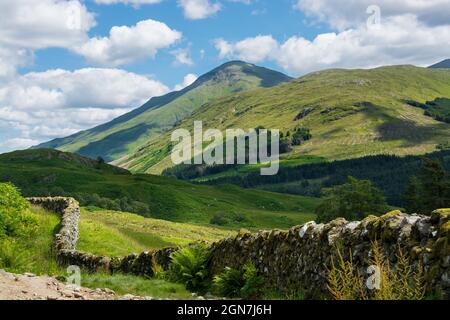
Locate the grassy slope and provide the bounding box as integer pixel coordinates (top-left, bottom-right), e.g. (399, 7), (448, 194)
(0, 149), (319, 229)
(37, 62), (292, 162)
(120, 66), (450, 174)
(0, 205), (61, 276)
(0, 205), (192, 299)
(78, 207), (236, 256)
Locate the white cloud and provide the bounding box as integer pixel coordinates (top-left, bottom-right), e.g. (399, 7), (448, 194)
(216, 9), (450, 75)
(174, 74), (199, 91)
(0, 0), (95, 80)
(0, 0), (95, 49)
(1, 68), (169, 110)
(94, 0), (162, 6)
(178, 0), (221, 20)
(0, 138), (40, 151)
(75, 19), (182, 67)
(215, 35), (278, 63)
(171, 48), (194, 65)
(295, 0), (450, 30)
(0, 68), (170, 152)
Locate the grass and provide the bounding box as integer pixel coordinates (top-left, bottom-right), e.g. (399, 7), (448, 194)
(0, 149), (320, 229)
(120, 66), (450, 175)
(0, 205), (62, 276)
(0, 203), (205, 299)
(77, 207), (236, 256)
(81, 274), (192, 299)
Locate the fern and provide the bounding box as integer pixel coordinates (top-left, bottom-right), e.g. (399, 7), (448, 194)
(168, 244), (210, 292)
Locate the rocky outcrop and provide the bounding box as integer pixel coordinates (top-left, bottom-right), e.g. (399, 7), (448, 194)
(209, 210), (450, 299)
(29, 197), (450, 299)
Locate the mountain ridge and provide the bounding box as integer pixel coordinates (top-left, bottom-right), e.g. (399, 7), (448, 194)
(116, 65), (450, 174)
(35, 61), (292, 161)
(429, 59), (450, 69)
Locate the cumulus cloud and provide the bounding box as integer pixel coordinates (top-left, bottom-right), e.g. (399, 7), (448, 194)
(295, 0), (450, 30)
(216, 4), (450, 75)
(178, 0), (221, 20)
(0, 0), (95, 79)
(0, 138), (41, 151)
(0, 68), (170, 152)
(0, 0), (95, 49)
(215, 35), (279, 63)
(171, 48), (194, 65)
(75, 19), (182, 67)
(94, 0), (162, 6)
(174, 73), (199, 91)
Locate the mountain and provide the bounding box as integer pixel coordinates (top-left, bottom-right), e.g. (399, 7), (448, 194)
(0, 148), (318, 229)
(117, 65), (450, 174)
(429, 59), (450, 68)
(35, 61), (292, 162)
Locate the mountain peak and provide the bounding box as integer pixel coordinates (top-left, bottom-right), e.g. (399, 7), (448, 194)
(193, 60), (293, 89)
(429, 59), (450, 69)
(35, 61), (291, 161)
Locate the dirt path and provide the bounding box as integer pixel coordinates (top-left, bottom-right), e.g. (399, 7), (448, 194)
(0, 270), (146, 300)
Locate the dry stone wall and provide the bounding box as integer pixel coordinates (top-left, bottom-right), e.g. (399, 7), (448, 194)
(29, 197), (450, 299)
(27, 197), (173, 276)
(210, 210), (450, 299)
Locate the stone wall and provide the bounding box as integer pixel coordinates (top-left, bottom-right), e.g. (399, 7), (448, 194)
(27, 197), (174, 276)
(29, 197), (449, 299)
(210, 210), (450, 299)
(28, 197), (80, 251)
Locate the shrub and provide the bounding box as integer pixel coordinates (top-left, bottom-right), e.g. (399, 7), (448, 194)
(316, 176), (388, 223)
(327, 241), (426, 300)
(168, 244), (211, 292)
(0, 183), (36, 238)
(0, 238), (34, 272)
(0, 183), (29, 213)
(210, 212), (229, 226)
(213, 267), (245, 298)
(210, 212), (249, 226)
(213, 262), (264, 299)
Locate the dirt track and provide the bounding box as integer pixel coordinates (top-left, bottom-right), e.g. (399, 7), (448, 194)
(0, 269), (147, 300)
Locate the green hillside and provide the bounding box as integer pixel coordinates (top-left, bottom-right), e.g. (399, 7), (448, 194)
(35, 61), (292, 162)
(78, 207), (235, 256)
(118, 65), (450, 174)
(0, 149), (318, 229)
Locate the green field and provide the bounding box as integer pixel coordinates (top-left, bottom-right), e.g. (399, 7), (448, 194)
(0, 203), (196, 299)
(0, 205), (61, 276)
(119, 66), (450, 174)
(0, 149), (319, 229)
(78, 207), (236, 256)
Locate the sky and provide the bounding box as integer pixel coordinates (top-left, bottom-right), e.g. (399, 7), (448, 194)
(1, 0), (450, 153)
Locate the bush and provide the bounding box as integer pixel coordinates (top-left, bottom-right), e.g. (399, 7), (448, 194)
(0, 238), (34, 272)
(0, 183), (37, 238)
(316, 176), (388, 223)
(210, 212), (229, 226)
(210, 212), (249, 226)
(213, 267), (245, 298)
(168, 244), (211, 292)
(0, 182), (29, 213)
(213, 262), (264, 299)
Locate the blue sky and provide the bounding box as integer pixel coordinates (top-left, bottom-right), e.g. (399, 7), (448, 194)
(1, 0), (450, 152)
(20, 0), (330, 88)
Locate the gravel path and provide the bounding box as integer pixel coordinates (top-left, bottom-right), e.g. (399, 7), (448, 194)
(0, 269), (146, 300)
